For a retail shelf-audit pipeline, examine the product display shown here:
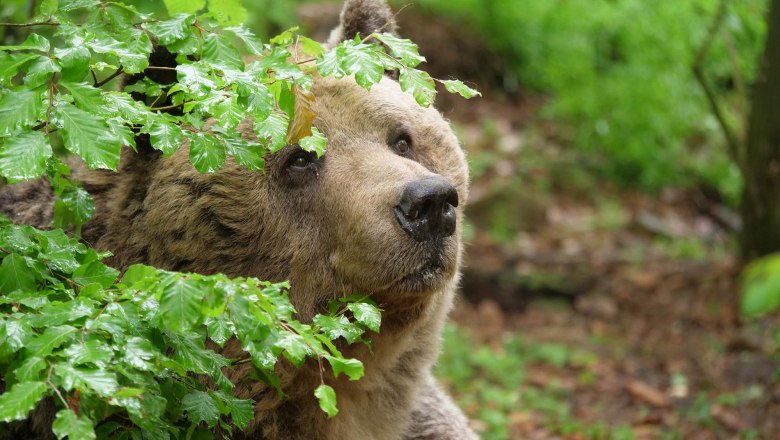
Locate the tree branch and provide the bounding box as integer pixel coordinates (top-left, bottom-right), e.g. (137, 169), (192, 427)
(94, 66), (124, 88)
(692, 0), (744, 172)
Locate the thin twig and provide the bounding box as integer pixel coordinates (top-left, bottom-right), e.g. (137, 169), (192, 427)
(692, 0), (743, 171)
(144, 66), (177, 71)
(150, 102), (185, 111)
(94, 66), (124, 88)
(0, 21), (59, 27)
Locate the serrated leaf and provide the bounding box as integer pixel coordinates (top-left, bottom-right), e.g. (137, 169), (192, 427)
(147, 119), (184, 157)
(55, 364), (119, 397)
(25, 325), (76, 357)
(60, 81), (104, 110)
(313, 315), (363, 344)
(57, 104), (121, 170)
(0, 131), (51, 182)
(0, 253), (38, 293)
(0, 89), (44, 136)
(206, 316), (233, 346)
(73, 261), (119, 288)
(163, 0), (205, 15)
(0, 382), (48, 423)
(181, 391), (220, 427)
(63, 340), (113, 366)
(146, 14), (195, 45)
(314, 384), (337, 418)
(202, 33), (243, 70)
(399, 68), (436, 107)
(56, 184), (95, 226)
(124, 336), (156, 370)
(90, 33), (152, 74)
(209, 0), (247, 26)
(160, 277), (205, 331)
(342, 43), (384, 89)
(12, 356), (47, 382)
(441, 80), (481, 99)
(277, 333), (308, 366)
(40, 0), (58, 15)
(225, 26), (264, 56)
(0, 34), (50, 52)
(286, 85), (315, 143)
(254, 112), (288, 153)
(0, 53), (41, 84)
(299, 127), (326, 158)
(324, 355), (364, 380)
(189, 133), (226, 173)
(176, 63), (216, 97)
(2, 320), (33, 350)
(24, 56), (59, 88)
(52, 409), (96, 440)
(224, 138), (265, 171)
(347, 302), (381, 332)
(299, 36), (324, 58)
(373, 33), (425, 68)
(55, 47), (91, 82)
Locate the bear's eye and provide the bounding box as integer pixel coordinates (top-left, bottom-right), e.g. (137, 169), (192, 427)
(392, 132), (413, 157)
(287, 150), (316, 169)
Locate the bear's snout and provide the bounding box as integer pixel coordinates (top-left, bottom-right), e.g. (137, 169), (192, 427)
(394, 176), (459, 242)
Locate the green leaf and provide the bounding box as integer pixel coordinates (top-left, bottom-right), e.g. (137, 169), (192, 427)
(0, 89), (44, 136)
(373, 33), (425, 68)
(399, 68), (436, 107)
(181, 390), (220, 427)
(742, 255), (780, 318)
(324, 355), (364, 381)
(347, 302), (381, 332)
(0, 53), (41, 85)
(52, 409), (96, 440)
(208, 0), (247, 26)
(12, 356), (47, 382)
(277, 333), (308, 366)
(0, 253), (38, 293)
(224, 138), (265, 171)
(147, 120), (184, 157)
(206, 316), (232, 346)
(55, 47), (91, 82)
(299, 127), (327, 158)
(342, 43), (384, 89)
(55, 364), (119, 397)
(25, 325), (76, 357)
(124, 336), (157, 370)
(314, 384), (338, 418)
(60, 81), (104, 110)
(254, 112), (288, 153)
(0, 382), (48, 422)
(313, 315), (363, 344)
(56, 184), (95, 226)
(63, 340), (113, 367)
(90, 33), (152, 74)
(57, 104), (121, 170)
(202, 33), (244, 70)
(0, 34), (50, 52)
(0, 131), (52, 182)
(441, 80), (481, 99)
(164, 0), (205, 15)
(24, 56), (59, 88)
(216, 393), (253, 429)
(299, 36), (324, 58)
(73, 261), (119, 288)
(40, 0), (58, 15)
(225, 26), (264, 56)
(146, 14), (195, 45)
(189, 133), (226, 173)
(2, 320), (33, 350)
(160, 277), (205, 331)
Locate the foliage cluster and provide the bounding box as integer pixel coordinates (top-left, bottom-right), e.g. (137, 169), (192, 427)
(0, 0), (478, 438)
(0, 215), (381, 438)
(414, 0), (767, 202)
(741, 253), (780, 346)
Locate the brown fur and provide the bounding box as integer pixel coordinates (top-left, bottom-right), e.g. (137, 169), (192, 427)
(0, 1), (477, 439)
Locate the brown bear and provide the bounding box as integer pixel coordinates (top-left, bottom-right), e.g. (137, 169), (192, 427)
(0, 0), (477, 439)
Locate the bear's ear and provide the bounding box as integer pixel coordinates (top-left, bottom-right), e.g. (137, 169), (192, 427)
(326, 0), (397, 47)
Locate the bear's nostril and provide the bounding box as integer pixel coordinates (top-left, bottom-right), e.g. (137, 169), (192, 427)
(394, 176), (459, 242)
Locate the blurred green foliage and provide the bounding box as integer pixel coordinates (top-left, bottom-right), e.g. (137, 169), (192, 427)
(412, 0), (768, 202)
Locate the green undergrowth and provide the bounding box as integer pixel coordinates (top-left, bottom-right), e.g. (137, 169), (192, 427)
(436, 324), (637, 440)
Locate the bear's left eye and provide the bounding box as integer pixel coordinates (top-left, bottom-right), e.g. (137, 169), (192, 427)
(391, 132), (414, 157)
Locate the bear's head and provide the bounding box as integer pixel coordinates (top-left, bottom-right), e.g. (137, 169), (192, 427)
(82, 0), (469, 328)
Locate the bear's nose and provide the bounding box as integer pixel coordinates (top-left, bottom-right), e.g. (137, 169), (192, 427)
(394, 176), (459, 242)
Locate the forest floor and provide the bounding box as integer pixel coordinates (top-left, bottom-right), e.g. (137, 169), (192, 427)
(435, 87), (780, 440)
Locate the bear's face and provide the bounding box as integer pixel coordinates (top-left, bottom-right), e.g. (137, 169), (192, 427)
(125, 74), (468, 322)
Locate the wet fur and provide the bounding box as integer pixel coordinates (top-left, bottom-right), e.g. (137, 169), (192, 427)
(0, 1), (476, 439)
